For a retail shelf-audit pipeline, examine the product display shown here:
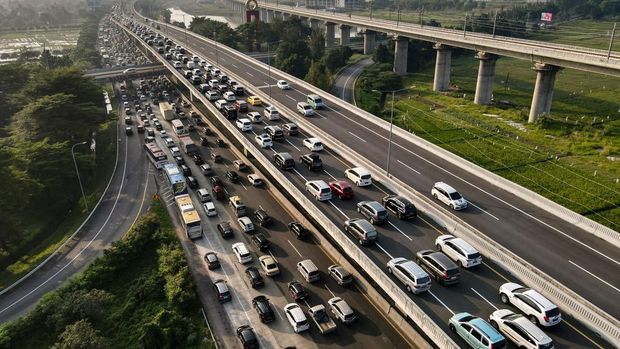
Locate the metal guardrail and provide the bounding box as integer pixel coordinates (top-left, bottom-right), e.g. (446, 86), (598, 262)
(115, 17), (460, 349)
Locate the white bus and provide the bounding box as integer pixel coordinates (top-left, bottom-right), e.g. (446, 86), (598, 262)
(171, 119), (186, 135)
(144, 142), (168, 169)
(174, 194), (202, 239)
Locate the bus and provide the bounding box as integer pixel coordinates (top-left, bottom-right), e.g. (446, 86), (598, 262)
(171, 119), (186, 135)
(144, 142), (168, 169)
(175, 194), (202, 239)
(163, 163), (187, 196)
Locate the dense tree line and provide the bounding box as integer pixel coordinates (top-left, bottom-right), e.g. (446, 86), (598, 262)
(0, 0), (91, 30)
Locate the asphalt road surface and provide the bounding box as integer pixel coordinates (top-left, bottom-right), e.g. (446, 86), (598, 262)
(332, 57), (373, 104)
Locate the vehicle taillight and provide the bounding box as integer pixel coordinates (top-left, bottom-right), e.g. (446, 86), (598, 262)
(544, 315), (549, 322)
(442, 272), (448, 279)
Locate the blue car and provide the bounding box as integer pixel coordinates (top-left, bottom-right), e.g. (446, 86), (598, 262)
(449, 312), (507, 349)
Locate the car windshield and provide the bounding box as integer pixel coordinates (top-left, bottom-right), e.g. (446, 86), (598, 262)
(449, 192), (462, 200)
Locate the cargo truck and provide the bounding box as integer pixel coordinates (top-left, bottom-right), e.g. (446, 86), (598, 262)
(179, 134), (198, 156)
(159, 101), (175, 121)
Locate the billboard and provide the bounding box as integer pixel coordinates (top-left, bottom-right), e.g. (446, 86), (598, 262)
(540, 12), (553, 22)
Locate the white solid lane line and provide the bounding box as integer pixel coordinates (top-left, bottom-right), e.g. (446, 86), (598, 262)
(396, 159), (421, 175)
(286, 95), (297, 102)
(348, 131), (367, 143)
(388, 222), (413, 241)
(323, 169), (337, 181)
(471, 288), (499, 310)
(285, 139), (301, 152)
(287, 240), (303, 258)
(375, 243), (394, 259)
(328, 200), (349, 219)
(324, 284), (336, 298)
(246, 71), (254, 77)
(428, 290), (455, 315)
(467, 201), (500, 221)
(292, 169), (308, 182)
(569, 260), (620, 293)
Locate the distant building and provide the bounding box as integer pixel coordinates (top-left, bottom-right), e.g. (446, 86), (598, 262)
(305, 0), (363, 9)
(335, 0), (362, 9)
(87, 0), (102, 10)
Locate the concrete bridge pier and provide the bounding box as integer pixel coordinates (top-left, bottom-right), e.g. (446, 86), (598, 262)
(362, 30), (376, 54)
(265, 10), (274, 23)
(309, 18), (320, 30)
(474, 52), (498, 105)
(325, 22), (335, 48)
(339, 25), (350, 46)
(433, 43), (451, 91)
(393, 36), (408, 74)
(528, 63), (560, 123)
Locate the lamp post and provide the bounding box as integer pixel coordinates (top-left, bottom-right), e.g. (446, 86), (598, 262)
(372, 87), (411, 177)
(214, 30), (219, 65)
(71, 141), (89, 212)
(181, 14), (188, 46)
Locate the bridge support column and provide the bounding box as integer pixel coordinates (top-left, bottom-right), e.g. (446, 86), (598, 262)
(265, 10), (274, 23)
(393, 36), (408, 74)
(433, 44), (451, 91)
(528, 63), (560, 123)
(362, 30), (376, 54)
(309, 18), (320, 30)
(339, 25), (350, 46)
(325, 22), (335, 48)
(474, 52), (498, 105)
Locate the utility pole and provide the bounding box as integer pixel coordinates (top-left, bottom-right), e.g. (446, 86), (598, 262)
(492, 11), (498, 38)
(72, 141), (89, 212)
(419, 6), (424, 27)
(267, 42), (272, 101)
(608, 23), (617, 60)
(463, 14), (468, 37)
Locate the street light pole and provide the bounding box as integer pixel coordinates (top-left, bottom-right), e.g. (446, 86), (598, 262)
(71, 141), (89, 212)
(267, 41), (272, 101)
(214, 30), (219, 65)
(386, 91), (395, 177)
(182, 14), (188, 46)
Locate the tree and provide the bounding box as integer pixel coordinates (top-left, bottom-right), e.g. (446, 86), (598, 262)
(309, 29), (325, 61)
(373, 43), (392, 64)
(322, 46), (353, 73)
(51, 320), (109, 349)
(305, 60), (331, 91)
(171, 21), (185, 29)
(275, 40), (311, 78)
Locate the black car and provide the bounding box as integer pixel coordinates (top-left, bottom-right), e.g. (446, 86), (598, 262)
(180, 164), (191, 176)
(174, 156), (184, 165)
(216, 138), (226, 147)
(245, 266), (264, 289)
(154, 122), (163, 130)
(226, 170), (240, 183)
(187, 176), (198, 189)
(236, 325), (258, 349)
(253, 209), (272, 226)
(210, 176), (223, 187)
(204, 252), (220, 270)
(200, 136), (208, 146)
(300, 153), (323, 171)
(217, 221), (233, 239)
(211, 153), (223, 163)
(192, 154), (205, 165)
(213, 279), (231, 303)
(382, 195), (417, 220)
(251, 233), (270, 251)
(287, 281), (308, 301)
(252, 296), (275, 323)
(288, 222), (310, 239)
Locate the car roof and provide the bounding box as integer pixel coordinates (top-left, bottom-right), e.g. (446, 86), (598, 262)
(470, 317), (504, 342)
(305, 137), (321, 142)
(522, 289), (556, 310)
(348, 167), (370, 175)
(286, 304), (305, 319)
(330, 297), (353, 313)
(434, 181), (458, 193)
(330, 180), (350, 187)
(439, 235), (478, 254)
(307, 180), (329, 188)
(425, 251), (456, 266)
(238, 216), (252, 224)
(350, 218), (374, 231)
(393, 259), (427, 278)
(360, 201), (385, 211)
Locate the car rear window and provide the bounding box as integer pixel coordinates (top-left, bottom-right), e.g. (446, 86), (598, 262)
(343, 187), (353, 193)
(308, 270), (319, 276)
(417, 275), (430, 284)
(360, 174), (371, 180)
(446, 268), (460, 276)
(365, 230), (377, 238)
(467, 252), (481, 259)
(320, 188), (330, 194)
(545, 307), (560, 317)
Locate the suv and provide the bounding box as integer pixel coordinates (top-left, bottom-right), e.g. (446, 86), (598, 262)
(415, 250), (461, 286)
(287, 281), (308, 302)
(305, 180), (332, 201)
(204, 252), (220, 270)
(431, 182), (467, 210)
(236, 325), (258, 349)
(245, 266), (265, 288)
(328, 297), (356, 324)
(328, 264), (353, 286)
(251, 233), (270, 251)
(329, 180), (354, 199)
(234, 100), (248, 112)
(499, 283), (562, 327)
(282, 123), (298, 136)
(489, 309), (555, 349)
(263, 105), (280, 120)
(213, 279), (231, 303)
(387, 257), (431, 294)
(300, 153), (323, 171)
(217, 221), (233, 239)
(356, 201), (388, 225)
(273, 152), (295, 170)
(284, 303), (310, 333)
(264, 125), (284, 141)
(344, 218), (377, 246)
(449, 312), (507, 349)
(252, 296), (275, 323)
(435, 234), (482, 268)
(345, 167), (372, 186)
(382, 195), (417, 220)
(288, 222), (310, 239)
(253, 209), (272, 226)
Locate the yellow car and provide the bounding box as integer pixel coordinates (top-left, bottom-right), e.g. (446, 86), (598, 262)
(247, 95), (262, 106)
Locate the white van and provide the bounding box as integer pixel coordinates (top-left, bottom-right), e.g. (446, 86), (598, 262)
(263, 106), (280, 120)
(297, 259), (320, 283)
(196, 188), (211, 202)
(305, 180), (332, 201)
(236, 118), (252, 132)
(171, 146), (181, 157)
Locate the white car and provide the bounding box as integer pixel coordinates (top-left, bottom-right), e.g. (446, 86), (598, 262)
(247, 112), (262, 123)
(255, 133), (273, 148)
(435, 235), (482, 268)
(305, 180), (332, 201)
(214, 99), (228, 110)
(327, 297), (356, 324)
(164, 137), (175, 148)
(259, 255), (280, 276)
(232, 242), (252, 264)
(159, 129), (167, 136)
(263, 106), (280, 120)
(247, 174), (263, 187)
(203, 202), (217, 217)
(173, 61), (182, 68)
(386, 257), (431, 294)
(344, 167), (372, 187)
(431, 182), (468, 210)
(284, 303), (310, 333)
(499, 283), (562, 327)
(303, 137), (323, 152)
(297, 102), (314, 116)
(236, 118), (252, 132)
(223, 91), (236, 102)
(277, 80), (290, 90)
(237, 216), (254, 233)
(489, 309), (555, 349)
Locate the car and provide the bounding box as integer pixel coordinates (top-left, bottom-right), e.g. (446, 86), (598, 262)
(210, 175), (223, 187)
(232, 242), (253, 264)
(259, 255), (280, 276)
(247, 174), (263, 187)
(251, 233), (270, 251)
(329, 180), (354, 199)
(204, 252), (220, 270)
(213, 279), (231, 303)
(125, 126), (133, 135)
(287, 281), (308, 301)
(214, 99), (228, 110)
(236, 118), (252, 131)
(252, 296), (275, 323)
(449, 312), (507, 349)
(489, 309), (554, 349)
(226, 170), (241, 182)
(284, 303), (310, 333)
(288, 222), (310, 239)
(212, 185), (225, 200)
(277, 80), (291, 89)
(302, 137), (323, 151)
(192, 154), (205, 165)
(199, 135), (209, 146)
(263, 105), (280, 120)
(173, 61), (182, 68)
(499, 283), (562, 327)
(382, 195), (417, 220)
(217, 221), (233, 239)
(203, 202), (217, 216)
(247, 111), (262, 123)
(223, 91), (236, 102)
(344, 218), (377, 246)
(328, 297), (356, 324)
(124, 116), (132, 125)
(255, 133), (273, 148)
(431, 182), (467, 210)
(296, 98), (315, 114)
(234, 100), (249, 112)
(237, 216), (255, 233)
(273, 152), (295, 170)
(174, 156), (184, 165)
(164, 137), (175, 148)
(356, 200), (389, 225)
(307, 94), (325, 109)
(200, 163), (213, 175)
(328, 264), (353, 286)
(159, 129), (167, 136)
(387, 257), (431, 294)
(264, 125), (284, 141)
(247, 95), (262, 106)
(345, 167), (372, 186)
(245, 266), (265, 288)
(282, 123), (299, 136)
(211, 153), (223, 163)
(253, 209), (272, 226)
(305, 180), (332, 201)
(186, 176), (198, 189)
(300, 153), (323, 171)
(416, 250), (461, 285)
(233, 160), (248, 171)
(435, 235), (482, 268)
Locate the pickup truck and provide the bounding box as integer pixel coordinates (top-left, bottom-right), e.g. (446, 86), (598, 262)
(307, 304), (336, 334)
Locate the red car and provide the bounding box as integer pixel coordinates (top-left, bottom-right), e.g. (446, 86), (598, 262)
(329, 180), (354, 199)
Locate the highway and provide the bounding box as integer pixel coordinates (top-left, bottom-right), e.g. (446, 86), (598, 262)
(0, 81), (154, 324)
(147, 84), (411, 348)
(332, 57), (373, 104)
(136, 14), (620, 324)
